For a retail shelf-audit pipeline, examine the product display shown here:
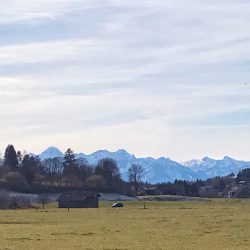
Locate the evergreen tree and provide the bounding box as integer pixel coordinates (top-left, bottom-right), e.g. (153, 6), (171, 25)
(237, 168), (250, 184)
(16, 151), (23, 168)
(21, 155), (40, 184)
(3, 145), (18, 172)
(190, 183), (199, 197)
(63, 148), (75, 166)
(63, 148), (78, 186)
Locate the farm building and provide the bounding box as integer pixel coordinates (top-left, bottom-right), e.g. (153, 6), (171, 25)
(57, 191), (101, 208)
(144, 185), (162, 196)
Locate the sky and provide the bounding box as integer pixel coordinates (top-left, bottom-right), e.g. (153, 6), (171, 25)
(0, 0), (250, 161)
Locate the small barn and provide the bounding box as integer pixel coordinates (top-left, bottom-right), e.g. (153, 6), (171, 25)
(57, 191), (101, 208)
(144, 186), (162, 196)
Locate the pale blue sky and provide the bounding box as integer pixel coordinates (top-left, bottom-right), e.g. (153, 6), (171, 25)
(0, 0), (250, 161)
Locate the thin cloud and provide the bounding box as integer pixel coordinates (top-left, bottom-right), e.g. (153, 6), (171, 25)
(0, 0), (250, 160)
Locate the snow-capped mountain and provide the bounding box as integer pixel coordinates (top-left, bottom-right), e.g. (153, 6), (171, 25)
(85, 149), (137, 177)
(183, 156), (250, 180)
(81, 150), (199, 183)
(38, 147), (250, 183)
(38, 147), (198, 183)
(39, 147), (64, 160)
(137, 157), (199, 183)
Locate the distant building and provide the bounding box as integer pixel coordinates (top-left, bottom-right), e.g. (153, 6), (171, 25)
(144, 185), (162, 196)
(58, 191), (101, 208)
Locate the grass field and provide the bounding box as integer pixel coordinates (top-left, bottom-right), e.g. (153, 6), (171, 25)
(0, 199), (250, 250)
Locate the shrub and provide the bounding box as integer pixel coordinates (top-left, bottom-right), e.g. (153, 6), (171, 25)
(4, 172), (27, 192)
(0, 192), (31, 209)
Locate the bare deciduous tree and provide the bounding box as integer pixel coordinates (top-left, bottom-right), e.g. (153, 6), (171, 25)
(128, 164), (145, 195)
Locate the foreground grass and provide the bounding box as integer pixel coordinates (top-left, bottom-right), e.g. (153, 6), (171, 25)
(0, 199), (250, 250)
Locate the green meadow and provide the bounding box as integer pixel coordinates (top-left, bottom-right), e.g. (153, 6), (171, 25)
(0, 199), (250, 250)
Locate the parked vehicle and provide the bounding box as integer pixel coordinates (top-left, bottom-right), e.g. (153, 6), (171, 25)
(112, 202), (124, 207)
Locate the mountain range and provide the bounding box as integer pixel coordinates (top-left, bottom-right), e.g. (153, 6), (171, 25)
(39, 147), (250, 184)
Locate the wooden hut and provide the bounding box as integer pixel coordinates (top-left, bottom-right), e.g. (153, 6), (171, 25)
(58, 191), (100, 208)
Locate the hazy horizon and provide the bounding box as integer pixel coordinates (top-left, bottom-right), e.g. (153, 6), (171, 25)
(0, 0), (250, 161)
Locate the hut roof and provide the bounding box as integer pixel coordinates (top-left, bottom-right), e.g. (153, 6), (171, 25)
(58, 191), (100, 202)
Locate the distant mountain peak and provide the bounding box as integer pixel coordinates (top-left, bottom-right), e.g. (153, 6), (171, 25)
(115, 149), (131, 155)
(39, 146), (64, 160)
(38, 147), (250, 183)
(202, 156), (214, 161)
(46, 146), (61, 151)
(223, 156), (234, 161)
(94, 149), (109, 154)
(116, 149), (128, 153)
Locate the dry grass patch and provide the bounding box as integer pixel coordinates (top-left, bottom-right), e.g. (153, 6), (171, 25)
(0, 199), (249, 249)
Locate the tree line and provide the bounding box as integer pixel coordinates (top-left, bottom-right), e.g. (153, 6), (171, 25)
(157, 170), (250, 198)
(0, 144), (249, 198)
(0, 145), (144, 194)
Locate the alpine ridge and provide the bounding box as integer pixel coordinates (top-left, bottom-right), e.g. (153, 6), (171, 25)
(39, 147), (250, 183)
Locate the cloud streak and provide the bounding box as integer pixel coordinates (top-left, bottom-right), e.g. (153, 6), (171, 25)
(0, 0), (250, 160)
